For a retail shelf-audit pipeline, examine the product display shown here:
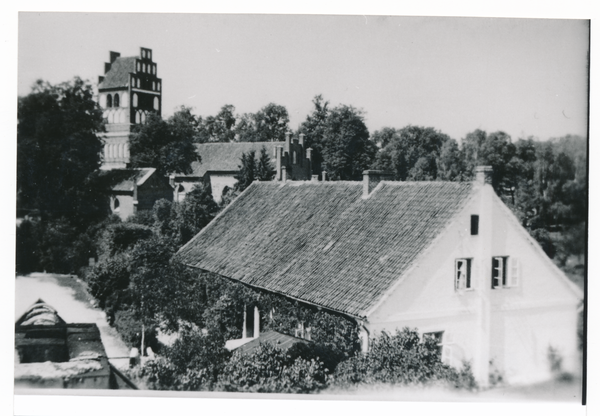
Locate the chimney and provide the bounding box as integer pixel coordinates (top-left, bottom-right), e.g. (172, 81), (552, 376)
(311, 175), (319, 182)
(282, 166), (287, 183)
(322, 171), (327, 182)
(306, 147), (312, 162)
(285, 132), (291, 153)
(363, 170), (394, 198)
(110, 51), (120, 63)
(299, 133), (305, 147)
(475, 166), (493, 186)
(275, 146), (283, 181)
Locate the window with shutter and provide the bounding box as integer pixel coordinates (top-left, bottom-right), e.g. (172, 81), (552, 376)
(492, 256), (517, 288)
(455, 258), (472, 290)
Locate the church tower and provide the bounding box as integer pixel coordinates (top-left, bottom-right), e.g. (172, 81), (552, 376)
(97, 47), (162, 169)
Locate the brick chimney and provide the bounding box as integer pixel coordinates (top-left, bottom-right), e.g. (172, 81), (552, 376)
(475, 166), (493, 186)
(363, 170), (394, 198)
(299, 133), (305, 147)
(275, 146), (283, 181)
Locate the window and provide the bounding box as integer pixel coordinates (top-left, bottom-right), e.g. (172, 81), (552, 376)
(106, 94), (112, 108)
(492, 256), (519, 288)
(157, 82), (161, 91)
(136, 62), (140, 72)
(455, 258), (472, 290)
(423, 331), (444, 357)
(153, 97), (159, 111)
(113, 198), (120, 212)
(152, 81), (156, 90)
(293, 151), (297, 164)
(470, 215), (479, 235)
(133, 93), (138, 108)
(113, 93), (119, 107)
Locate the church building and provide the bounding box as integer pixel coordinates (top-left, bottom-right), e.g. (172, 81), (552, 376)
(97, 47), (162, 169)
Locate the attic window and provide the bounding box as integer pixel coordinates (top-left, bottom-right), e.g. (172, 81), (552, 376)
(455, 259), (472, 290)
(492, 257), (519, 289)
(470, 215), (479, 235)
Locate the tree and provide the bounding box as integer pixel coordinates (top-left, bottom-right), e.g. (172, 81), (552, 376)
(129, 109), (199, 176)
(235, 103), (290, 142)
(17, 77), (105, 224)
(234, 151), (257, 192)
(200, 104), (237, 143)
(172, 184), (220, 245)
(320, 105), (377, 180)
(255, 146), (275, 182)
(297, 95), (330, 175)
(373, 125), (450, 181)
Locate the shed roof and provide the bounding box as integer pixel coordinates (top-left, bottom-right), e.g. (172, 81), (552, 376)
(188, 142), (284, 178)
(176, 180), (475, 318)
(98, 57), (136, 90)
(234, 331), (310, 355)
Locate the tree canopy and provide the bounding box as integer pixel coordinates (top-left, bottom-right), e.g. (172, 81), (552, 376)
(129, 108), (199, 176)
(17, 77), (105, 224)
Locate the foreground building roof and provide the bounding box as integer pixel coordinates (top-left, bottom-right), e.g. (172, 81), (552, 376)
(177, 179), (474, 318)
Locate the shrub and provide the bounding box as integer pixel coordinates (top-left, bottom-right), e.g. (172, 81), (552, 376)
(216, 343), (328, 393)
(331, 328), (477, 391)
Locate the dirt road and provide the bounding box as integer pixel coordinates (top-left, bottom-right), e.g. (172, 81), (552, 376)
(15, 273), (130, 369)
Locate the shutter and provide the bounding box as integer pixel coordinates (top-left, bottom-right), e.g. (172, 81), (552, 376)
(455, 260), (464, 290)
(509, 257), (520, 287)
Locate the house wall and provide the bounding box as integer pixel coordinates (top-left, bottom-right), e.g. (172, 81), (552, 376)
(368, 185), (581, 385)
(110, 194), (135, 221)
(208, 173), (238, 203)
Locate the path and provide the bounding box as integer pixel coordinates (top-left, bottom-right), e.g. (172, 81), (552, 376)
(15, 273), (131, 369)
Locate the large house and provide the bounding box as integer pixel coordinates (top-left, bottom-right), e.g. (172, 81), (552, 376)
(172, 133), (313, 203)
(176, 167), (582, 386)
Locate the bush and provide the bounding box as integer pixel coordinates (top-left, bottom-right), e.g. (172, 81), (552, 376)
(331, 328), (477, 391)
(113, 308), (161, 353)
(216, 343), (328, 393)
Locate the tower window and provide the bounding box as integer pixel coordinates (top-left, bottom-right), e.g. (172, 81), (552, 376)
(135, 111), (140, 124)
(113, 93), (119, 107)
(157, 82), (160, 91)
(153, 97), (159, 111)
(133, 93), (138, 108)
(152, 81), (156, 90)
(293, 151), (297, 164)
(106, 94), (112, 108)
(136, 62), (140, 72)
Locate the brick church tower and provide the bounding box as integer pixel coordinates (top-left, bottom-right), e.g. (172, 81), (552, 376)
(97, 47), (162, 169)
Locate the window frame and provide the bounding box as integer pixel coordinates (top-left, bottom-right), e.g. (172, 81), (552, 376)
(492, 256), (519, 289)
(455, 258), (472, 291)
(423, 331), (444, 358)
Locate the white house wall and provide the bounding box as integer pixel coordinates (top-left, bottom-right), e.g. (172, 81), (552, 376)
(209, 173), (238, 203)
(367, 185), (581, 385)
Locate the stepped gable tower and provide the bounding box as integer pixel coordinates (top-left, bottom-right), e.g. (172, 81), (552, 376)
(97, 47), (162, 169)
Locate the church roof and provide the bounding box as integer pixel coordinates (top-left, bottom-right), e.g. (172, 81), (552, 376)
(98, 57), (136, 90)
(188, 142), (284, 178)
(176, 180), (475, 318)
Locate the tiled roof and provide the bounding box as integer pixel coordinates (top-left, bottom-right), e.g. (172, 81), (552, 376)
(98, 57), (136, 90)
(188, 142), (284, 178)
(99, 168), (156, 192)
(234, 331), (310, 355)
(177, 180), (475, 318)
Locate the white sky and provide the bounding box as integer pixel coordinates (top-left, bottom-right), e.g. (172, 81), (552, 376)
(17, 13), (588, 141)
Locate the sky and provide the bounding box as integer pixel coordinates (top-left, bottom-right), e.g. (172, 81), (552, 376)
(17, 13), (589, 142)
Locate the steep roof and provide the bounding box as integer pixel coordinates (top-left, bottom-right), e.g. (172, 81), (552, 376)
(99, 168), (156, 192)
(177, 180), (475, 318)
(98, 57), (136, 90)
(189, 142), (284, 177)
